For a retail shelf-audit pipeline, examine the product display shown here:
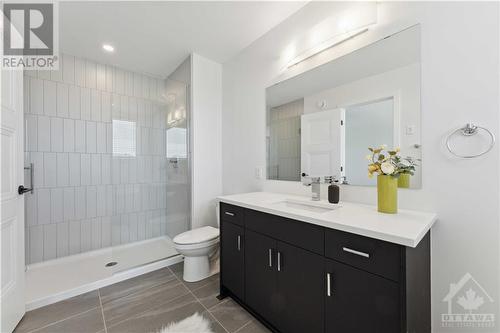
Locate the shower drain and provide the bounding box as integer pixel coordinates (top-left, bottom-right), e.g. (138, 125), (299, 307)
(105, 261), (118, 267)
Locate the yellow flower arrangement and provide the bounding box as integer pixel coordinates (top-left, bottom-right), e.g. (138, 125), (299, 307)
(367, 145), (401, 178)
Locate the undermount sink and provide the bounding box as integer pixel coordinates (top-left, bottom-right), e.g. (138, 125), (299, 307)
(271, 199), (339, 213)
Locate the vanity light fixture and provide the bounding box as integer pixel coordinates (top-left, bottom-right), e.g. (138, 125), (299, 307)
(283, 2), (378, 70)
(102, 44), (115, 53)
(286, 27), (369, 69)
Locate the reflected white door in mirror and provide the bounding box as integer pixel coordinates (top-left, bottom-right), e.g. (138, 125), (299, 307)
(301, 108), (345, 180)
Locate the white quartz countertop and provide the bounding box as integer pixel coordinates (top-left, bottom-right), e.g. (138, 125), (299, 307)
(217, 192), (437, 248)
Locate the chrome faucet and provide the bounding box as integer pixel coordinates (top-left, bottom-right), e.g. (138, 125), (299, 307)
(301, 173), (321, 201)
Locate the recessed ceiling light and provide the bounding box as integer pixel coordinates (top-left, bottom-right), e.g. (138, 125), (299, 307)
(102, 44), (114, 53)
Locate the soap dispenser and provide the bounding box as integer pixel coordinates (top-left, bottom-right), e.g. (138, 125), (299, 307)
(325, 176), (340, 204)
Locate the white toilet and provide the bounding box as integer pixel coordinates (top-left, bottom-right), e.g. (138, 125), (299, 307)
(173, 205), (220, 282)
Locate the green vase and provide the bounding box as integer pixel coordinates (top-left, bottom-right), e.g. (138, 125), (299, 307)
(377, 175), (398, 214)
(398, 173), (410, 189)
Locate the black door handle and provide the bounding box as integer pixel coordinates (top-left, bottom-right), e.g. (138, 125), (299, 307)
(18, 185), (33, 195)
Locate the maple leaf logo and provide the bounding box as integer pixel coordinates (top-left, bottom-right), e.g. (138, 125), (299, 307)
(457, 288), (484, 313)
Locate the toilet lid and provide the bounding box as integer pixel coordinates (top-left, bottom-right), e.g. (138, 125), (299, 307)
(173, 226), (220, 245)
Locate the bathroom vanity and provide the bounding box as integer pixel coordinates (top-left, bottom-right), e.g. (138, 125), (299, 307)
(218, 192), (436, 333)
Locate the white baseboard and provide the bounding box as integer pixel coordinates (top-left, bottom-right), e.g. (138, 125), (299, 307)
(26, 255), (184, 311)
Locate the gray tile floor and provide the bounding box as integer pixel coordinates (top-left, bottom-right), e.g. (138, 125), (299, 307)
(14, 263), (271, 333)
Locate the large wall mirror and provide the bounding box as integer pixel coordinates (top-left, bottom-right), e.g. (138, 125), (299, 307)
(266, 25), (422, 189)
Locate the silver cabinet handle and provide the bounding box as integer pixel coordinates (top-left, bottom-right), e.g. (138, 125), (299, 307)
(268, 249), (272, 267)
(327, 273), (332, 297)
(342, 247), (370, 258)
(277, 251), (281, 272)
(237, 235), (241, 251)
(225, 212), (235, 216)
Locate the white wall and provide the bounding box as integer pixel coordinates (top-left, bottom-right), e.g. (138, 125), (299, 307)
(191, 53), (223, 229)
(222, 2), (499, 331)
(168, 57), (191, 85)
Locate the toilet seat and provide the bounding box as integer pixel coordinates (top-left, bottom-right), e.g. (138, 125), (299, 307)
(173, 226), (219, 245)
(174, 237), (219, 251)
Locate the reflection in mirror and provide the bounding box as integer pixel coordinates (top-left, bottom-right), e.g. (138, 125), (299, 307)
(165, 79), (189, 178)
(266, 25), (421, 188)
(166, 127), (187, 159)
(267, 99), (302, 181)
(345, 98), (393, 186)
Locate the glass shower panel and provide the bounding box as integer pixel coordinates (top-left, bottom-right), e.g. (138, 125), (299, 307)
(165, 79), (190, 241)
(110, 78), (190, 273)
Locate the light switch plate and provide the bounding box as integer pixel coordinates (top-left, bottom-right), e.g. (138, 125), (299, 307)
(406, 125), (416, 135)
(255, 167), (264, 179)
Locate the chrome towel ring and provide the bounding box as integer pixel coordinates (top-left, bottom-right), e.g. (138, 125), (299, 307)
(446, 123), (495, 158)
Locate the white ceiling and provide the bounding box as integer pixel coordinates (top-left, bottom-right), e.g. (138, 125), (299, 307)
(60, 1), (307, 77)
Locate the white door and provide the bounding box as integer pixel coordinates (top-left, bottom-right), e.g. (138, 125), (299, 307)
(301, 108), (345, 179)
(0, 66), (25, 332)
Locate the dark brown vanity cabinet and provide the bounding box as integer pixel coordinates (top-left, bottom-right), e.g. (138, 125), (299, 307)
(220, 219), (245, 300)
(275, 240), (325, 333)
(244, 230), (277, 326)
(219, 203), (431, 333)
(325, 259), (400, 333)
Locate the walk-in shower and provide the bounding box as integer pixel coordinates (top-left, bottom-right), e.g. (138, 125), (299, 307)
(23, 54), (191, 308)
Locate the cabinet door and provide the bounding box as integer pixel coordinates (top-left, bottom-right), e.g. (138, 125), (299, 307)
(245, 230), (278, 327)
(221, 220), (245, 300)
(325, 259), (400, 333)
(276, 241), (325, 333)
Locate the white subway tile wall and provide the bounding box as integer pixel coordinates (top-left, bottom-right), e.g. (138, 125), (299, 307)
(23, 53), (176, 264)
